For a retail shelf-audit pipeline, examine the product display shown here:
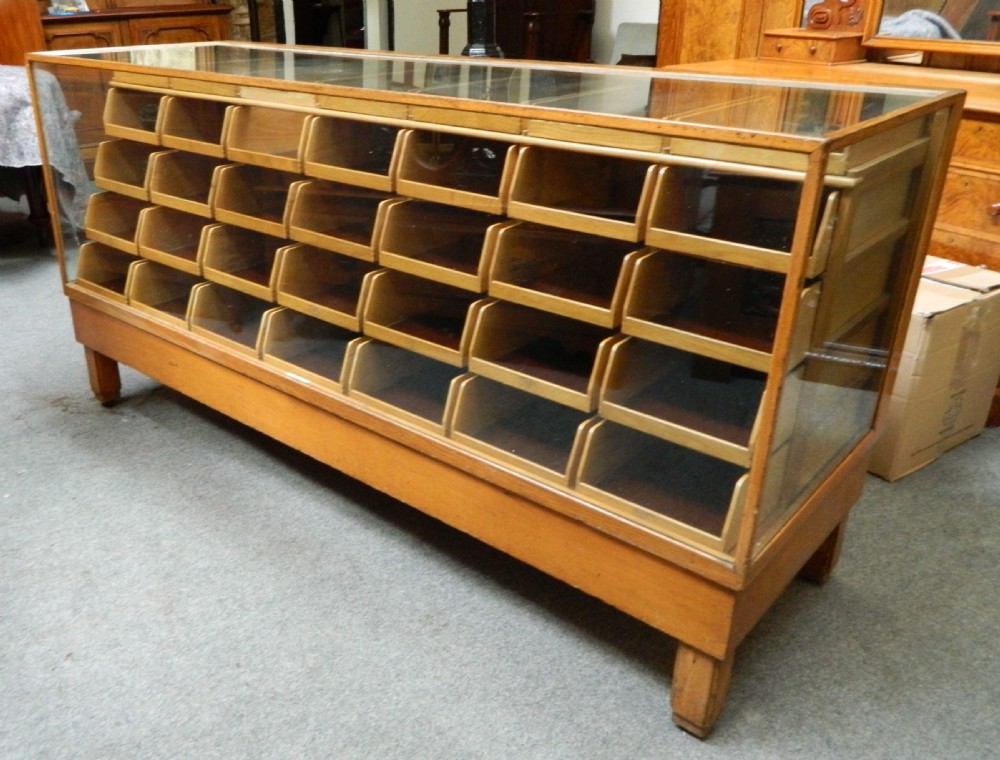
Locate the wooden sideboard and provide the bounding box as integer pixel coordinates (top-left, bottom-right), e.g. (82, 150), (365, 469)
(38, 0), (232, 166)
(40, 1), (232, 50)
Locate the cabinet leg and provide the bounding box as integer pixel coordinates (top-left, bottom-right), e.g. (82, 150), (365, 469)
(671, 644), (734, 738)
(84, 347), (121, 407)
(798, 520), (847, 585)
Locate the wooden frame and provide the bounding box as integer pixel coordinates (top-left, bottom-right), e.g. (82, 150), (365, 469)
(27, 43), (962, 738)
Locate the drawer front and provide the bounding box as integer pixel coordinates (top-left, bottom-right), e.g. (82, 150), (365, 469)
(936, 168), (1000, 239)
(952, 117), (1000, 170)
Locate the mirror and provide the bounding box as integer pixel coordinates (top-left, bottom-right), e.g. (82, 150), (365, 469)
(875, 1), (999, 41)
(800, 0), (1000, 62)
(801, 1), (998, 40)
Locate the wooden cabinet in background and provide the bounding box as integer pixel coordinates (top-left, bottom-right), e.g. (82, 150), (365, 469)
(39, 0), (232, 166)
(41, 1), (232, 49)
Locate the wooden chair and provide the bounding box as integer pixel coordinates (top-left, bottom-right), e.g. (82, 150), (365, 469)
(0, 0), (51, 242)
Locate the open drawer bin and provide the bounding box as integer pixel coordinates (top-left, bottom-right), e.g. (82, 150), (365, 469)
(574, 419), (748, 555)
(188, 281), (273, 356)
(599, 337), (767, 468)
(489, 222), (647, 327)
(302, 115), (402, 191)
(199, 224), (286, 301)
(346, 338), (466, 434)
(621, 249), (785, 374)
(645, 166), (805, 274)
(148, 151), (227, 218)
(272, 244), (377, 332)
(136, 206), (209, 275)
(74, 241), (138, 302)
(448, 374), (597, 485)
(259, 307), (359, 393)
(212, 164), (298, 237)
(507, 146), (658, 242)
(362, 269), (485, 367)
(93, 140), (161, 200)
(396, 129), (518, 215)
(467, 300), (621, 412)
(126, 259), (202, 326)
(159, 95), (231, 158)
(84, 192), (153, 255)
(377, 199), (508, 292)
(224, 105), (309, 172)
(103, 87), (163, 144)
(286, 179), (398, 260)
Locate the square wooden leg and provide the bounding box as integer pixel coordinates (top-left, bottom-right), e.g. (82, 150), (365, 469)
(797, 520), (847, 585)
(671, 643), (734, 738)
(84, 347), (122, 406)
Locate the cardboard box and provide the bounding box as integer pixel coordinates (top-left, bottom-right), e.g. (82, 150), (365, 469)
(869, 256), (1000, 481)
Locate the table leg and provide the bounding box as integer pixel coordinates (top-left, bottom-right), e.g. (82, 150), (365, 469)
(671, 643), (734, 738)
(797, 520), (846, 585)
(84, 347), (121, 406)
(22, 166), (51, 246)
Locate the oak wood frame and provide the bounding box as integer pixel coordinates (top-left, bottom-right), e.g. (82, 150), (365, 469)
(28, 43), (962, 736)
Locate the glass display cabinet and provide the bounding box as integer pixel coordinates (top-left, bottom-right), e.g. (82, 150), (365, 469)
(27, 42), (962, 737)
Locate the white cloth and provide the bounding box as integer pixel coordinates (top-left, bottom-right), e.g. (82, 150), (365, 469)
(0, 64), (89, 226)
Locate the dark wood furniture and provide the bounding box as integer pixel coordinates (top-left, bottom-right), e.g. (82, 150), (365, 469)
(39, 1), (231, 50)
(0, 0), (51, 241)
(438, 0), (594, 61)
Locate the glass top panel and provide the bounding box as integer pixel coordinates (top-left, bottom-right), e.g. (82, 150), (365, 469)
(39, 42), (946, 137)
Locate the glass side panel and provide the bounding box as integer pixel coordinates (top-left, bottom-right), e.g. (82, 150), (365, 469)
(33, 42), (944, 137)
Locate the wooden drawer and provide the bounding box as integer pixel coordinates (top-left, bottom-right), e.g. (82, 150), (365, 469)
(951, 117), (1000, 171)
(935, 168), (1000, 241)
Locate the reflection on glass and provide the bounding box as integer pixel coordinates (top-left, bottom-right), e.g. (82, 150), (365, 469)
(45, 43), (941, 137)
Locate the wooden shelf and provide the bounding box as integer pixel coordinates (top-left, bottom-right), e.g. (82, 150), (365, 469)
(33, 43), (960, 739)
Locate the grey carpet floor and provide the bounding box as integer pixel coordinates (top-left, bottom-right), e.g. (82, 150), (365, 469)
(2, 213), (998, 759)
